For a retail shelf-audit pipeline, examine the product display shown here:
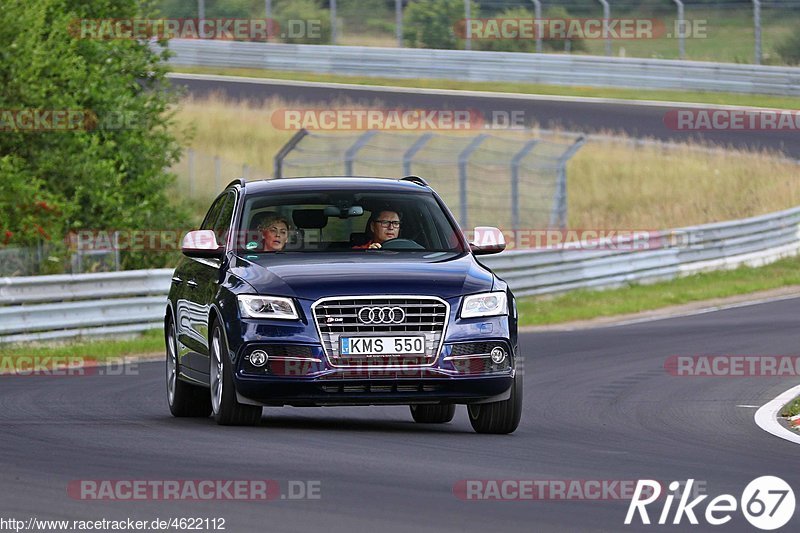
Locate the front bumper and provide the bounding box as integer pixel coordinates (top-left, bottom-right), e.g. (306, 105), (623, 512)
(226, 298), (518, 407)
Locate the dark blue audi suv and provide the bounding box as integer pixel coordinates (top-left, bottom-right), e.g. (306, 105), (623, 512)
(165, 176), (522, 433)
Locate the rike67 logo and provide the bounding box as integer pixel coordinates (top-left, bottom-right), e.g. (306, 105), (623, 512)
(625, 477), (795, 530)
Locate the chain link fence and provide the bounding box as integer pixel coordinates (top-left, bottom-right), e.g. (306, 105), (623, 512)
(274, 129), (585, 238)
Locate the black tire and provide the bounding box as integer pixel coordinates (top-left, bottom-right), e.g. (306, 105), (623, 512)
(209, 322), (262, 426)
(410, 404), (456, 424)
(467, 373), (522, 434)
(166, 319), (211, 418)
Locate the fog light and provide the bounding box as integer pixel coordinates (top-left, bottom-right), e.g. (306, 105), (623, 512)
(249, 350), (268, 367)
(490, 346), (507, 364)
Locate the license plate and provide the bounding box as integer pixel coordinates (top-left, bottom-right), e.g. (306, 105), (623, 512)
(340, 336), (425, 356)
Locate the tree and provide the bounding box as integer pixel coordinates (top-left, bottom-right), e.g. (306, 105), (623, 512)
(403, 0), (477, 50)
(0, 0), (189, 270)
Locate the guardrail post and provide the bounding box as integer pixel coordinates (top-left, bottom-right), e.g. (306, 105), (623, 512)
(458, 134), (488, 229)
(598, 0), (612, 57)
(510, 140), (539, 247)
(403, 133), (434, 176)
(344, 130), (379, 175)
(549, 136), (586, 228)
(753, 0), (762, 65)
(531, 0), (542, 53)
(273, 129), (309, 179)
(673, 0), (686, 60)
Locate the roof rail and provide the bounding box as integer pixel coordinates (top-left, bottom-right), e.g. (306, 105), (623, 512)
(225, 178), (246, 189)
(400, 175), (429, 187)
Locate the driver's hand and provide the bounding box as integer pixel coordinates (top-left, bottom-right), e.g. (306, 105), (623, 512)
(368, 242), (382, 249)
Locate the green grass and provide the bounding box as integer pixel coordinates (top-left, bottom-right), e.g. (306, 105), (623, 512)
(171, 65), (800, 111)
(0, 329), (163, 370)
(517, 255), (800, 326)
(781, 397), (800, 418)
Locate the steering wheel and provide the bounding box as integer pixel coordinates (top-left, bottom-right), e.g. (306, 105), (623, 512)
(379, 238), (424, 250)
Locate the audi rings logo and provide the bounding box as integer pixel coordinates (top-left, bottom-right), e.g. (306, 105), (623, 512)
(358, 306), (406, 324)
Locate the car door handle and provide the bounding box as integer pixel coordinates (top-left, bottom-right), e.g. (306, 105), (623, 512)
(186, 280), (198, 288)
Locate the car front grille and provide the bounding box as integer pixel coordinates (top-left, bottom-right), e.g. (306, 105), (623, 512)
(312, 296), (449, 367)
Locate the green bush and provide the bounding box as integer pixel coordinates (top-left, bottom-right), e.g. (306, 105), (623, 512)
(403, 0), (477, 50)
(776, 32), (800, 65)
(0, 0), (190, 271)
(274, 0), (332, 44)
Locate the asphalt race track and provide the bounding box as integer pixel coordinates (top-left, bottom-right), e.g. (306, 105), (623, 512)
(2, 297), (799, 532)
(169, 74), (800, 160)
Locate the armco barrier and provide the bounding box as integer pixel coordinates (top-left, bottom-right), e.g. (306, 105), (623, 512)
(1, 206), (799, 343)
(163, 39), (800, 96)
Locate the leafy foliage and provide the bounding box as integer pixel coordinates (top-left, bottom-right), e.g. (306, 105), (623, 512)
(776, 32), (800, 65)
(0, 0), (190, 270)
(403, 0), (477, 50)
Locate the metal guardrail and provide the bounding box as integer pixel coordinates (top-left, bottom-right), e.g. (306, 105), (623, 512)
(2, 205), (800, 343)
(481, 206), (800, 297)
(163, 39), (800, 96)
(0, 270), (172, 344)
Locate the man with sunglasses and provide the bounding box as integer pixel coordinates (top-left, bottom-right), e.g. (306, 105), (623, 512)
(352, 210), (401, 249)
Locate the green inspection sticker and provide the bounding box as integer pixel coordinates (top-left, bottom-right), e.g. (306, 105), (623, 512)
(246, 241), (259, 250)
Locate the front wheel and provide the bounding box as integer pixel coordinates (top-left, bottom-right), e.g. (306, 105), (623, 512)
(209, 323), (262, 426)
(410, 404), (456, 424)
(467, 373), (522, 434)
(166, 319), (211, 418)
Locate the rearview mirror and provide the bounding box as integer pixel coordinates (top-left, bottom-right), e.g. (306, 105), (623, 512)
(470, 226), (506, 255)
(182, 230), (225, 258)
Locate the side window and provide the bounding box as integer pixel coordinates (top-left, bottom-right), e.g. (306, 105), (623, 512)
(213, 192), (236, 245)
(200, 194), (227, 231)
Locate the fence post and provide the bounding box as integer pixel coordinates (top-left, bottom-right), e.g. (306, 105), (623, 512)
(549, 136), (586, 228)
(531, 0), (542, 53)
(273, 129), (309, 179)
(753, 0), (762, 65)
(510, 140), (539, 248)
(598, 0), (611, 57)
(403, 133), (434, 176)
(344, 130), (378, 175)
(242, 164), (250, 180)
(464, 0), (471, 51)
(214, 155), (221, 191)
(330, 0), (337, 44)
(396, 0), (403, 47)
(187, 148), (195, 197)
(457, 134), (488, 229)
(673, 0), (686, 60)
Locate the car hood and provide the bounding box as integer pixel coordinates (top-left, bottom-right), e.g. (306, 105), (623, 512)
(229, 253), (494, 301)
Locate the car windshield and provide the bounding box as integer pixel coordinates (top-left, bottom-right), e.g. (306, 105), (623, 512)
(235, 189), (465, 254)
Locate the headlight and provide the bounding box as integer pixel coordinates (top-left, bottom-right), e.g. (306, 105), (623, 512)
(237, 295), (299, 320)
(460, 292), (508, 319)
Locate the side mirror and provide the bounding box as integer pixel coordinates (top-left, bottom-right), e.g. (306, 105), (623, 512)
(470, 226), (506, 255)
(182, 230), (225, 258)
